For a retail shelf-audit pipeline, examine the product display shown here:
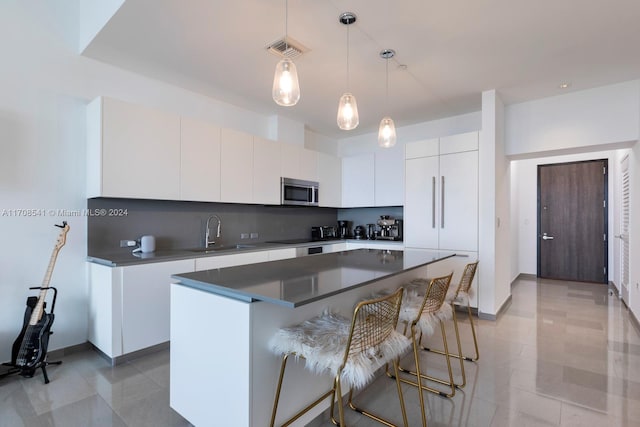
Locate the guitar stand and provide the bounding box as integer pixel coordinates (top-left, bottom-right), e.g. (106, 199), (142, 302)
(1, 287), (62, 384)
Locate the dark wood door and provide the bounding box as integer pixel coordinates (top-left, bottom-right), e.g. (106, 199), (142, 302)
(537, 160), (608, 283)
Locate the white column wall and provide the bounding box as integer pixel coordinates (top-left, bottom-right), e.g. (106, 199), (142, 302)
(479, 90), (510, 317)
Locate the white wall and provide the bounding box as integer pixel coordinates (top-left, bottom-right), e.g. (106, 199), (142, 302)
(629, 142), (640, 318)
(505, 80), (640, 157)
(511, 150), (621, 278)
(0, 4), (307, 363)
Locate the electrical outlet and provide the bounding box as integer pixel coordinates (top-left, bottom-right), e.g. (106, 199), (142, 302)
(240, 233), (249, 239)
(250, 232), (258, 239)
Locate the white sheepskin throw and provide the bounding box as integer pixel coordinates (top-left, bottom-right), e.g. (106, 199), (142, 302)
(269, 311), (410, 389)
(398, 286), (453, 337)
(409, 278), (469, 306)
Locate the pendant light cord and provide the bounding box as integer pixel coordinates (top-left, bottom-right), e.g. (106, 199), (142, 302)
(285, 0), (288, 49)
(346, 23), (350, 90)
(385, 56), (389, 107)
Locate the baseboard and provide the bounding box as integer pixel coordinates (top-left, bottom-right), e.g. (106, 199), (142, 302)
(629, 307), (640, 334)
(1, 341), (92, 369)
(91, 341), (170, 367)
(478, 294), (512, 321)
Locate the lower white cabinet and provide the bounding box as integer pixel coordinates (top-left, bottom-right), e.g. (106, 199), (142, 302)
(88, 259), (195, 360)
(322, 243), (348, 253)
(194, 251), (270, 271)
(268, 248), (297, 261)
(345, 241), (404, 251)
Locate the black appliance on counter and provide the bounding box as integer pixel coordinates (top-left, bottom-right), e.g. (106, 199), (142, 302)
(377, 216), (403, 241)
(311, 226), (337, 241)
(337, 220), (350, 239)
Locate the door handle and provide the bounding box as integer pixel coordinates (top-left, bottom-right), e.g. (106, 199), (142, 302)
(441, 176), (445, 229)
(431, 177), (436, 229)
(542, 233), (554, 240)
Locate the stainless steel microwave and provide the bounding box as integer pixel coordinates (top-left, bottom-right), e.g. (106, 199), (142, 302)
(281, 177), (319, 206)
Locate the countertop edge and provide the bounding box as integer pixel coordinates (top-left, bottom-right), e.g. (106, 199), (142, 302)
(87, 239), (404, 267)
(172, 250), (456, 307)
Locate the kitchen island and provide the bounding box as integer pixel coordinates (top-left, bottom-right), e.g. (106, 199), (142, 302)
(170, 248), (454, 427)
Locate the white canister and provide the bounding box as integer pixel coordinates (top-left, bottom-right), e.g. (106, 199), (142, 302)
(139, 235), (156, 253)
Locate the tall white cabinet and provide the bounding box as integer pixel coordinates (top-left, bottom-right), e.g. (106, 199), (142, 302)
(404, 131), (479, 306)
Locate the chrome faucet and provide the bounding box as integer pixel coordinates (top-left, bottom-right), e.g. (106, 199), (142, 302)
(205, 214), (222, 247)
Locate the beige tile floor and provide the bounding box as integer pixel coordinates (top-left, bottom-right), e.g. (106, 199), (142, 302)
(2, 276), (640, 426)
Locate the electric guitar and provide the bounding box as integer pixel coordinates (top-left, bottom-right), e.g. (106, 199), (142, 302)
(10, 222), (69, 374)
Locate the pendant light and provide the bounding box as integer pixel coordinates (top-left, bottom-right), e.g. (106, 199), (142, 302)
(337, 12), (359, 130)
(378, 49), (397, 148)
(272, 0), (300, 106)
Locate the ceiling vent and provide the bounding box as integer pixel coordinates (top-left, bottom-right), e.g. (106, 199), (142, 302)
(266, 36), (308, 60)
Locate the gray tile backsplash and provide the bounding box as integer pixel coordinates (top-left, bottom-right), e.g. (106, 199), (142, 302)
(87, 198), (338, 254)
(87, 199), (404, 255)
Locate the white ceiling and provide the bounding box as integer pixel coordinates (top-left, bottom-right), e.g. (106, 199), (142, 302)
(82, 0), (640, 140)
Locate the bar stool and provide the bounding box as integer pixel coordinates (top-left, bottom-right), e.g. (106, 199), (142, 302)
(269, 288), (410, 427)
(394, 273), (455, 427)
(422, 261), (480, 362)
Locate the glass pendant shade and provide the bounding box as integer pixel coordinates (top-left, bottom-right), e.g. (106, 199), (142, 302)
(337, 93), (359, 130)
(272, 58), (300, 106)
(378, 116), (397, 148)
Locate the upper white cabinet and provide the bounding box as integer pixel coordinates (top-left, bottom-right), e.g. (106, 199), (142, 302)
(220, 128), (254, 203)
(280, 144), (319, 182)
(342, 154), (375, 207)
(87, 97), (181, 199)
(342, 148), (404, 208)
(404, 131), (478, 252)
(180, 117), (221, 202)
(253, 137), (281, 204)
(317, 152), (342, 207)
(374, 144), (404, 206)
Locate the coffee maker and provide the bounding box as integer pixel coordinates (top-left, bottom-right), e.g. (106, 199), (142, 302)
(376, 216), (403, 241)
(337, 220), (350, 239)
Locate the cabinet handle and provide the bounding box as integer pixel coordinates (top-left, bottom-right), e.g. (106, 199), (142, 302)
(441, 176), (445, 228)
(432, 176), (436, 228)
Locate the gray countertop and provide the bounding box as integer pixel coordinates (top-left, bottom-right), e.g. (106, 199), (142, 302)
(171, 248), (454, 307)
(86, 239), (403, 267)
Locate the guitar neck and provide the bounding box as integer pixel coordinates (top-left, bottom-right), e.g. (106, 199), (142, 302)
(28, 223), (69, 326)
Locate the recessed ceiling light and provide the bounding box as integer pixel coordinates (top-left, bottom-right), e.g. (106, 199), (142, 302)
(558, 82), (571, 89)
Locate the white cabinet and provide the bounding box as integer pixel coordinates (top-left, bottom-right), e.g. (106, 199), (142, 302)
(281, 144), (318, 182)
(374, 144), (404, 206)
(194, 251), (270, 271)
(268, 248), (297, 261)
(342, 154), (375, 207)
(403, 131), (479, 306)
(253, 137), (281, 204)
(86, 96), (181, 199)
(317, 152), (342, 207)
(346, 241), (404, 251)
(404, 131), (478, 252)
(88, 259), (195, 360)
(220, 128), (254, 203)
(180, 117), (221, 202)
(322, 243), (348, 253)
(342, 148), (404, 208)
